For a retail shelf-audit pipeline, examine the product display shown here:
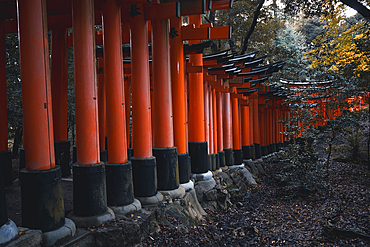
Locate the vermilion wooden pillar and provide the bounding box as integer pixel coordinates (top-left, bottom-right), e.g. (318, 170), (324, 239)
(17, 0), (55, 171)
(204, 82), (211, 169)
(188, 15), (208, 174)
(252, 98), (261, 159)
(152, 18), (179, 191)
(241, 105), (252, 160)
(51, 28), (71, 177)
(72, 0), (100, 165)
(97, 57), (107, 161)
(259, 108), (266, 156)
(232, 95), (243, 165)
(208, 86), (216, 171)
(102, 0), (134, 209)
(130, 4), (157, 198)
(0, 21), (13, 187)
(223, 92), (234, 166)
(216, 92), (225, 167)
(170, 17), (190, 184)
(17, 0), (68, 233)
(71, 0), (112, 224)
(272, 103), (277, 152)
(124, 76), (132, 156)
(267, 107), (273, 154)
(212, 89), (219, 170)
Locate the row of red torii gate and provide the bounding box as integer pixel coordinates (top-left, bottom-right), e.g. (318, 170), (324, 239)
(0, 0), (289, 244)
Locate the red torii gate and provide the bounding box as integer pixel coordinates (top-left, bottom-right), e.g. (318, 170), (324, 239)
(0, 0), (234, 244)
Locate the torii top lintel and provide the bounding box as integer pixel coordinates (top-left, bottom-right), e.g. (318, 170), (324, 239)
(1, 0), (232, 33)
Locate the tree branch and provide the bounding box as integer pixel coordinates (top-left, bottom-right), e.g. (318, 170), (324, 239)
(340, 0), (370, 21)
(240, 0), (265, 55)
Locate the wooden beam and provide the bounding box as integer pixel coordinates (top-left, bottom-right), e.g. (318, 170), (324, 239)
(181, 25), (210, 40)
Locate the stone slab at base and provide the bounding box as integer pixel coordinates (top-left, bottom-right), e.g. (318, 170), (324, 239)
(136, 192), (164, 206)
(240, 168), (257, 185)
(216, 168), (223, 173)
(191, 170), (213, 182)
(181, 180), (194, 192)
(4, 227), (42, 247)
(257, 158), (263, 162)
(42, 218), (76, 247)
(195, 178), (216, 192)
(0, 220), (18, 244)
(160, 185), (186, 200)
(67, 207), (115, 228)
(228, 165), (237, 170)
(234, 163), (245, 168)
(110, 199), (142, 216)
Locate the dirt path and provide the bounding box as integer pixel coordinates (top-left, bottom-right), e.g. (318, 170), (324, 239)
(143, 155), (370, 246)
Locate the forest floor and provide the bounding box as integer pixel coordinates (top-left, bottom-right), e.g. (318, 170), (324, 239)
(143, 153), (370, 246)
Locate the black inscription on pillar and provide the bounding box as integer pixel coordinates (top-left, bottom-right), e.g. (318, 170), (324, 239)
(124, 76), (130, 82)
(169, 27), (179, 39)
(129, 5), (142, 18)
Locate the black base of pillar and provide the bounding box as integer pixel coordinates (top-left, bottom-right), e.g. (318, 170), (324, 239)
(0, 150), (13, 186)
(212, 154), (217, 171)
(20, 166), (65, 232)
(0, 169), (8, 227)
(284, 140), (289, 147)
(209, 154), (216, 171)
(278, 142), (283, 151)
(127, 148), (134, 161)
(268, 144), (273, 154)
(19, 148), (25, 171)
(207, 154), (212, 171)
(100, 150), (108, 162)
(273, 143), (277, 152)
(215, 153), (220, 170)
(72, 145), (77, 163)
(73, 163), (107, 217)
(106, 162), (134, 206)
(218, 151), (225, 168)
(261, 146), (267, 157)
(132, 156), (157, 197)
(233, 149), (243, 165)
(224, 148), (234, 166)
(178, 153), (190, 184)
(55, 141), (71, 178)
(153, 147), (179, 191)
(242, 145), (252, 160)
(253, 143), (261, 159)
(188, 142), (208, 174)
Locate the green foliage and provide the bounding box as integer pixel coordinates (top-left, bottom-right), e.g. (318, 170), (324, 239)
(277, 130), (321, 197)
(207, 0), (282, 56)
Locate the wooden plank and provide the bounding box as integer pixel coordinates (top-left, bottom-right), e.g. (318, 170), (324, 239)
(161, 0), (206, 16)
(212, 85), (226, 89)
(186, 63), (203, 73)
(210, 26), (231, 39)
(182, 25), (210, 40)
(204, 74), (217, 82)
(215, 88), (229, 93)
(144, 2), (180, 20)
(206, 0), (232, 10)
(203, 60), (218, 66)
